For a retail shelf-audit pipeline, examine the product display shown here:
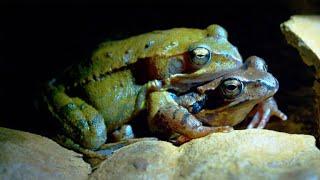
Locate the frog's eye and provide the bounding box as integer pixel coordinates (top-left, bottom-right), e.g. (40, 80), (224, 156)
(189, 46), (211, 68)
(220, 78), (243, 99)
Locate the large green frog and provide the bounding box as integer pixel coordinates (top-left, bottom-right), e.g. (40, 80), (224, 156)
(45, 24), (244, 150)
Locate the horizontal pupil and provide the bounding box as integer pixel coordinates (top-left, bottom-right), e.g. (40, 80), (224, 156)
(226, 85), (237, 91)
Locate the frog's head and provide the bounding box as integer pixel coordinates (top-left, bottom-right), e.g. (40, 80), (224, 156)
(194, 56), (278, 126)
(188, 24), (243, 74)
(166, 24), (243, 93)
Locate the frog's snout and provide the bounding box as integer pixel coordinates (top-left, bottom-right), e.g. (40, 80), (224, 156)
(274, 77), (279, 90)
(259, 73), (279, 94)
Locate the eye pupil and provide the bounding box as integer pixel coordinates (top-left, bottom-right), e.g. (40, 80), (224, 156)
(189, 46), (211, 68)
(221, 79), (243, 99)
(226, 85), (237, 91)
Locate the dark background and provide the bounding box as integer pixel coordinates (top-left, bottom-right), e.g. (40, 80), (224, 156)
(1, 1), (319, 137)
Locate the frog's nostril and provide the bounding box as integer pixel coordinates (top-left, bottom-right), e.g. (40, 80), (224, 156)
(266, 76), (279, 91)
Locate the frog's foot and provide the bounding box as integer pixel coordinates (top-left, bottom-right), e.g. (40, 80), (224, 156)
(54, 134), (107, 161)
(97, 137), (158, 156)
(149, 91), (230, 140)
(45, 84), (107, 150)
(169, 134), (192, 145)
(92, 137), (158, 166)
(170, 126), (233, 145)
(150, 80), (163, 91)
(135, 80), (163, 113)
(56, 134), (157, 168)
(111, 124), (135, 142)
(247, 97), (287, 129)
(157, 105), (231, 139)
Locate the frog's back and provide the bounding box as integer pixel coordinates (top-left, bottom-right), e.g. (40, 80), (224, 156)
(66, 27), (207, 85)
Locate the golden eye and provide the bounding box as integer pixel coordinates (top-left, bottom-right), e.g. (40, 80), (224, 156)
(189, 46), (211, 68)
(220, 78), (243, 99)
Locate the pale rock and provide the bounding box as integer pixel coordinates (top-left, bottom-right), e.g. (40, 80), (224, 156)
(0, 127), (91, 180)
(281, 15), (320, 76)
(90, 129), (320, 180)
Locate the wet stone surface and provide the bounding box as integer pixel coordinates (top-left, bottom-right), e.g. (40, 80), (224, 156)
(90, 129), (320, 180)
(0, 127), (91, 180)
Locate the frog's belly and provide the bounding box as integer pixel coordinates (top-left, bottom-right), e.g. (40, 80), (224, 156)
(83, 69), (143, 131)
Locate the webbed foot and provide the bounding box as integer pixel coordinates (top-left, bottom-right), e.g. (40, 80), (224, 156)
(111, 124), (134, 142)
(55, 134), (157, 168)
(247, 97), (287, 129)
(170, 126), (233, 145)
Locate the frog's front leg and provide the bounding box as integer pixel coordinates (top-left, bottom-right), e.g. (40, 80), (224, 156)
(148, 91), (232, 140)
(158, 105), (217, 138)
(247, 97), (287, 129)
(45, 82), (107, 150)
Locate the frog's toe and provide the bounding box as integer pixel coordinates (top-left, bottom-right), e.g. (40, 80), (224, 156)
(247, 97), (287, 129)
(147, 80), (163, 91)
(60, 101), (107, 149)
(169, 135), (191, 145)
(273, 109), (288, 121)
(256, 109), (287, 129)
(80, 113), (107, 149)
(211, 126), (234, 133)
(256, 109), (272, 129)
(111, 124), (135, 142)
(247, 105), (271, 129)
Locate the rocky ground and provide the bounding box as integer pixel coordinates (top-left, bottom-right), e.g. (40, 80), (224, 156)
(90, 129), (320, 180)
(0, 127), (91, 180)
(1, 127), (320, 180)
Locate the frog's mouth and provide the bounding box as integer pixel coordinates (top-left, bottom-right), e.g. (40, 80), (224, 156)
(165, 61), (242, 93)
(189, 88), (269, 115)
(167, 79), (208, 95)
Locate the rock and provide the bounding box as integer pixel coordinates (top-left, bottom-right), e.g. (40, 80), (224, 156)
(314, 81), (320, 143)
(281, 15), (320, 77)
(90, 129), (320, 180)
(281, 15), (320, 143)
(0, 127), (91, 180)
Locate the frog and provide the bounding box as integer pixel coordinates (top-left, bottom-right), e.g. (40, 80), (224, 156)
(147, 56), (287, 143)
(44, 24), (243, 151)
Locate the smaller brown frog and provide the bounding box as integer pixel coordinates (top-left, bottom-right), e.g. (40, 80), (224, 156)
(148, 56), (287, 142)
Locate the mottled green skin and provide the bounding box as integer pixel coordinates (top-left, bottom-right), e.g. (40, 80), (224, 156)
(66, 24), (241, 84)
(83, 70), (142, 131)
(45, 24), (243, 150)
